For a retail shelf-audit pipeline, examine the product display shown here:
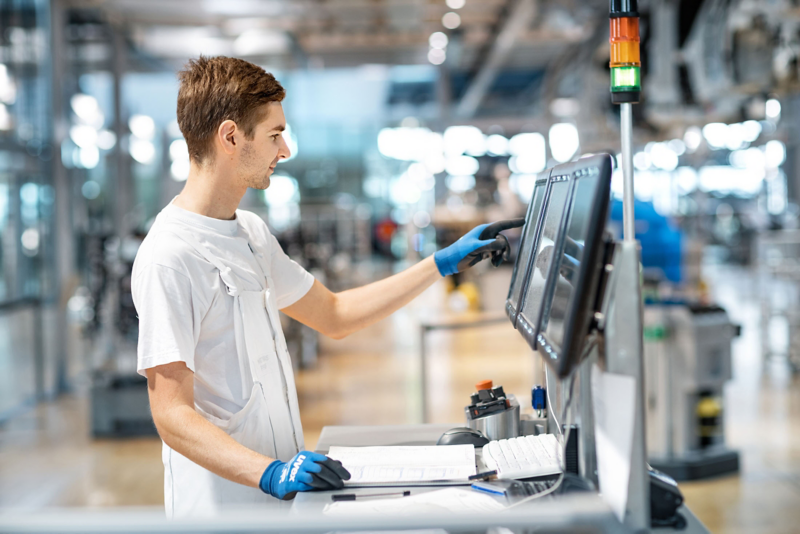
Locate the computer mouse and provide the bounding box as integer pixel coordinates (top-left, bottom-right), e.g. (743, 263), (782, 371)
(436, 427), (490, 447)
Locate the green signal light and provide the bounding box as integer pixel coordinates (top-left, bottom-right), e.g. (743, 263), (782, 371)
(611, 66), (641, 92)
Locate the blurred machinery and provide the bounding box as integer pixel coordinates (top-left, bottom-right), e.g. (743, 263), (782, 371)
(757, 229), (800, 371)
(643, 304), (740, 481)
(89, 232), (156, 437)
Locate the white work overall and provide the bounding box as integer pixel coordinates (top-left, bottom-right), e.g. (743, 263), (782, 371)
(159, 215), (305, 518)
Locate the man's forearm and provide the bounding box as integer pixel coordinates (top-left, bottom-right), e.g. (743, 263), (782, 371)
(154, 404), (274, 488)
(332, 256), (441, 337)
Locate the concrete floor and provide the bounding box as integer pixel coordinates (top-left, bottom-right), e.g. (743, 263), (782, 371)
(1, 264), (799, 532)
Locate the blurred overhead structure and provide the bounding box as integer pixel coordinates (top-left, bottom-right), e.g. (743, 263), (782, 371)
(53, 0), (800, 153)
(455, 0), (539, 118)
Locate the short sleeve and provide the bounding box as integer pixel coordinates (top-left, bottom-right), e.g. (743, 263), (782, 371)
(268, 233), (315, 309)
(133, 264), (199, 376)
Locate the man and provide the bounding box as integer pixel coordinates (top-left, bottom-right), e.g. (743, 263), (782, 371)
(132, 56), (523, 518)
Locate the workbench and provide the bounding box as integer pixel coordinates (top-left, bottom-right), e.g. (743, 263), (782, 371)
(291, 423), (710, 533)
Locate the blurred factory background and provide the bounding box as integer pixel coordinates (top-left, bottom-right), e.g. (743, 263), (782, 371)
(1, 0), (800, 532)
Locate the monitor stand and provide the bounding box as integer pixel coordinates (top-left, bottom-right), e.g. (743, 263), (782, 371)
(545, 240), (650, 532)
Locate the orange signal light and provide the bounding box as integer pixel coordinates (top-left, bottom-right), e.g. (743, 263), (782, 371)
(609, 17), (641, 68)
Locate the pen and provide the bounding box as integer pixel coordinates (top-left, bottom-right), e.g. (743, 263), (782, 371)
(331, 491), (411, 502)
(468, 470), (498, 481)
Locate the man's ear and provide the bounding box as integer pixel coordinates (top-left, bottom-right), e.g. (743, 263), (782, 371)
(217, 120), (238, 156)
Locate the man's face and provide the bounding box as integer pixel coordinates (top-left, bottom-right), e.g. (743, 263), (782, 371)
(238, 102), (291, 190)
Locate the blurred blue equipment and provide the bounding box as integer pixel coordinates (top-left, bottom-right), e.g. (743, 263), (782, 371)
(610, 199), (683, 283)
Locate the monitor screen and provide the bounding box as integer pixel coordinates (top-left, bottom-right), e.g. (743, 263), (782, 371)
(516, 174), (572, 346)
(537, 156), (613, 377)
(506, 176), (549, 326)
(539, 173), (599, 351)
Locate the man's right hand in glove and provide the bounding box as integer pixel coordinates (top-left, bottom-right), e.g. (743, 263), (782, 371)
(259, 451), (351, 500)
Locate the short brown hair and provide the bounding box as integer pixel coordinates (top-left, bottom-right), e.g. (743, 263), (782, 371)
(177, 56), (285, 164)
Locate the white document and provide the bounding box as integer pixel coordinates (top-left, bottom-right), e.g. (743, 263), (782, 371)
(323, 488), (505, 517)
(327, 445), (476, 485)
(592, 365), (637, 523)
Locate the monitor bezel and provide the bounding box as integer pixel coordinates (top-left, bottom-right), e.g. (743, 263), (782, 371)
(536, 154), (613, 378)
(505, 170), (552, 328)
(514, 171), (573, 350)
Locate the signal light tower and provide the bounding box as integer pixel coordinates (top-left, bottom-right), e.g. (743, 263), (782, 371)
(610, 1), (641, 104)
(610, 0), (640, 241)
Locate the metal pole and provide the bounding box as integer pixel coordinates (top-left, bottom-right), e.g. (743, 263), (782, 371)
(34, 301), (45, 400)
(419, 325), (428, 424)
(50, 0), (73, 395)
(620, 103), (636, 242)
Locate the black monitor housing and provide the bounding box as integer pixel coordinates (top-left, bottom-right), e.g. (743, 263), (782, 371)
(505, 154), (613, 378)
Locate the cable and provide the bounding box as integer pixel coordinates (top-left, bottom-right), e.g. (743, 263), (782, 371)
(544, 335), (598, 439)
(504, 372), (578, 509)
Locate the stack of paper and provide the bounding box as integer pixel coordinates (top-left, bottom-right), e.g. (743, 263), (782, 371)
(327, 445), (476, 485)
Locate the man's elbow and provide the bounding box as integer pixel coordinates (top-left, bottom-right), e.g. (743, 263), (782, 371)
(321, 295), (352, 340)
(150, 406), (179, 442)
(323, 326), (350, 340)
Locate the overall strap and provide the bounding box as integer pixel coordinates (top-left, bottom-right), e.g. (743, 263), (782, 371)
(162, 222), (242, 296)
(235, 219), (272, 284)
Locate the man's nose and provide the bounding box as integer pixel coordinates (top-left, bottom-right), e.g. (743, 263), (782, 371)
(279, 134), (291, 160)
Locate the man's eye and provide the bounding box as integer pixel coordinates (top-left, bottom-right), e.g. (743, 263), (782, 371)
(272, 134), (281, 140)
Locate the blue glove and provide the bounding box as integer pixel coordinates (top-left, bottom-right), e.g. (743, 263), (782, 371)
(433, 218), (525, 277)
(259, 451), (351, 500)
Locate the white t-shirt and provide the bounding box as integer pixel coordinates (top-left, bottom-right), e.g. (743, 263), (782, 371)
(132, 202), (314, 420)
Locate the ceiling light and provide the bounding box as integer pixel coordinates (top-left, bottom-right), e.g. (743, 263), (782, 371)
(79, 146), (100, 169)
(683, 126), (702, 152)
(264, 174), (300, 206)
(766, 98), (781, 120)
(170, 139), (189, 161)
(428, 48), (446, 65)
(548, 123), (580, 163)
(765, 140), (786, 168)
(442, 12), (461, 30)
(429, 32), (448, 49)
(446, 174), (475, 193)
(0, 64), (16, 104)
(508, 132), (545, 158)
(446, 0), (466, 9)
(233, 29), (289, 55)
(70, 125), (97, 148)
(444, 155), (479, 176)
(70, 94), (101, 124)
(96, 130), (117, 150)
(486, 134), (509, 156)
(171, 159), (190, 181)
(741, 120), (762, 143)
(633, 151), (651, 171)
(129, 115), (155, 140)
(701, 123), (728, 150)
(0, 103), (11, 130)
(667, 139), (686, 156)
(650, 142), (679, 171)
(130, 138), (155, 164)
(443, 125), (483, 157)
(509, 154), (546, 174)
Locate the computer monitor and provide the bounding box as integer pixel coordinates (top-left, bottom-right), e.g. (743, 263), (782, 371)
(536, 154), (613, 378)
(514, 172), (573, 347)
(505, 170), (551, 326)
